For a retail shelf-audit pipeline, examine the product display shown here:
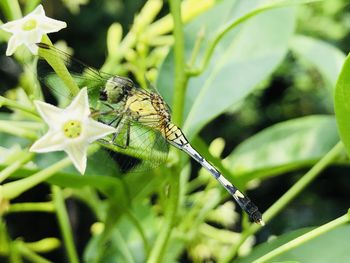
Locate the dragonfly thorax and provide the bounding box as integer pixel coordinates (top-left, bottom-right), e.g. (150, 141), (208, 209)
(100, 76), (134, 104)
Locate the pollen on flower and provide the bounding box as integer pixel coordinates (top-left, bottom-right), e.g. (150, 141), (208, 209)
(63, 120), (82, 138)
(22, 19), (37, 31)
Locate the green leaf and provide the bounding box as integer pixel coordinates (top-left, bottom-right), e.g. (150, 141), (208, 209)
(334, 52), (350, 157)
(290, 35), (346, 87)
(236, 227), (311, 263)
(237, 225), (350, 263)
(84, 203), (158, 263)
(7, 165), (127, 203)
(225, 115), (339, 181)
(158, 0), (296, 137)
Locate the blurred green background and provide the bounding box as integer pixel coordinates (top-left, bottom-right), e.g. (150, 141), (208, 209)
(1, 0), (350, 262)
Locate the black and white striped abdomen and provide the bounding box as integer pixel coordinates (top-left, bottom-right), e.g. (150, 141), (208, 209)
(163, 122), (264, 225)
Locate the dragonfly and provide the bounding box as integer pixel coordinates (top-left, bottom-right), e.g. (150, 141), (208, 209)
(35, 43), (264, 225)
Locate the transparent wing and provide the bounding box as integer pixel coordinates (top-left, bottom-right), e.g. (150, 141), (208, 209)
(36, 43), (117, 107)
(99, 117), (169, 173)
(35, 43), (169, 173)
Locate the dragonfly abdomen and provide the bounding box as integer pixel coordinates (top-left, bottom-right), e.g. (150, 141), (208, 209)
(164, 122), (264, 225)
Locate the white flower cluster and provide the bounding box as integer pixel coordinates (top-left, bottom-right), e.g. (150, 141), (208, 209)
(1, 5), (116, 174)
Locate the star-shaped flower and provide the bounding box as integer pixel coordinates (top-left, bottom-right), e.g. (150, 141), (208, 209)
(30, 88), (116, 174)
(1, 5), (66, 56)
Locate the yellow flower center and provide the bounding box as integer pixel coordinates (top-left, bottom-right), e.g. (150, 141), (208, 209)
(63, 120), (82, 139)
(22, 19), (38, 31)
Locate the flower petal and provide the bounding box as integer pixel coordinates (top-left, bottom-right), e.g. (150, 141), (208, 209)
(19, 30), (42, 54)
(26, 42), (39, 54)
(31, 4), (46, 16)
(65, 143), (88, 174)
(34, 100), (65, 129)
(1, 4), (66, 56)
(84, 119), (117, 143)
(1, 19), (22, 33)
(39, 17), (67, 33)
(65, 87), (90, 118)
(23, 29), (43, 43)
(6, 35), (22, 56)
(29, 131), (65, 153)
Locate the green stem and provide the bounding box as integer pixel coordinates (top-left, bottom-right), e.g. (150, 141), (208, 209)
(24, 0), (41, 14)
(16, 241), (52, 263)
(126, 209), (150, 257)
(0, 153), (34, 183)
(263, 141), (343, 222)
(188, 0), (321, 76)
(145, 0), (215, 37)
(0, 0), (22, 20)
(114, 230), (135, 263)
(147, 2), (184, 259)
(221, 141), (344, 263)
(52, 186), (79, 263)
(1, 157), (72, 200)
(0, 122), (38, 140)
(0, 96), (39, 118)
(39, 36), (80, 97)
(253, 212), (350, 263)
(187, 27), (205, 69)
(25, 238), (60, 253)
(147, 169), (180, 263)
(169, 0), (187, 126)
(6, 202), (55, 213)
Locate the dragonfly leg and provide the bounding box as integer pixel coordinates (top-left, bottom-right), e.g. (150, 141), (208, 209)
(101, 101), (115, 110)
(125, 121), (130, 147)
(109, 120), (130, 149)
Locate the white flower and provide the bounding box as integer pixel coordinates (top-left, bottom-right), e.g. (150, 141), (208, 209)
(30, 88), (116, 174)
(1, 5), (66, 56)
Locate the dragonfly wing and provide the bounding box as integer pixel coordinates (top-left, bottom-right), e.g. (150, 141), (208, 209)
(100, 118), (169, 173)
(35, 43), (111, 106)
(35, 43), (169, 173)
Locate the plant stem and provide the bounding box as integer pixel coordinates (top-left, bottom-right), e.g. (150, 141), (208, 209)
(0, 121), (38, 140)
(147, 169), (180, 263)
(16, 241), (52, 263)
(0, 96), (39, 118)
(25, 238), (61, 253)
(0, 0), (22, 20)
(145, 0), (215, 37)
(6, 202), (55, 213)
(39, 36), (80, 97)
(52, 186), (79, 263)
(169, 0), (187, 126)
(188, 0), (321, 77)
(253, 212), (350, 263)
(146, 1), (185, 261)
(221, 141), (344, 263)
(126, 209), (150, 257)
(1, 157), (72, 200)
(263, 141), (343, 222)
(0, 153), (33, 183)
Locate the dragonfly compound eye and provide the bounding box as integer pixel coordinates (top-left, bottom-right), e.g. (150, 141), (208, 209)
(112, 76), (134, 90)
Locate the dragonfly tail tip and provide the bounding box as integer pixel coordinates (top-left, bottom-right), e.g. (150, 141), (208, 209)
(257, 218), (265, 226)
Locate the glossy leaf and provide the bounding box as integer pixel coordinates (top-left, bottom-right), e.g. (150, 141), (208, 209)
(225, 115), (339, 181)
(158, 0), (296, 137)
(334, 52), (350, 158)
(84, 203), (159, 263)
(290, 35), (345, 87)
(237, 225), (350, 263)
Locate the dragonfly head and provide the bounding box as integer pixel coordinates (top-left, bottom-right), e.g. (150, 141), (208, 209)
(101, 76), (134, 103)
